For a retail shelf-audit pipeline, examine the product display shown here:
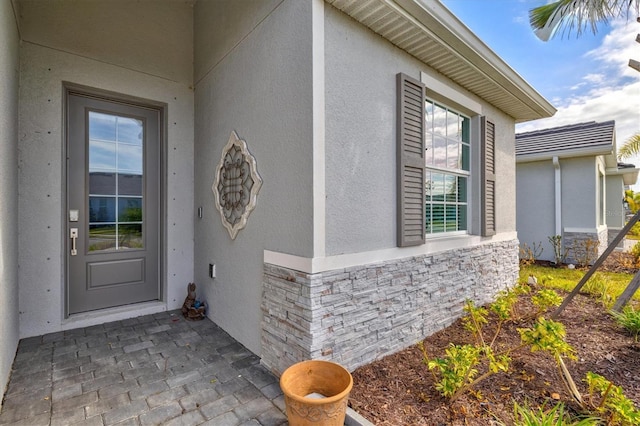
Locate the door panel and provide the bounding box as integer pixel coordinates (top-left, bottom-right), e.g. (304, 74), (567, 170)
(67, 92), (161, 314)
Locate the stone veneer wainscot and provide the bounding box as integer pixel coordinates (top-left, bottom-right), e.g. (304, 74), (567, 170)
(261, 239), (519, 375)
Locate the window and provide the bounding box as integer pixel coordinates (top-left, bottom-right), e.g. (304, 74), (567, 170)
(424, 101), (469, 234)
(397, 73), (495, 247)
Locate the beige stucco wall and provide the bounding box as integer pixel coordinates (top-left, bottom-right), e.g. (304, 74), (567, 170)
(324, 4), (517, 256)
(17, 1), (195, 337)
(193, 0), (315, 355)
(0, 0), (20, 404)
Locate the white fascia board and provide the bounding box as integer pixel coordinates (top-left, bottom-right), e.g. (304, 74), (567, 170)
(391, 0), (556, 120)
(607, 167), (640, 185)
(516, 146), (614, 163)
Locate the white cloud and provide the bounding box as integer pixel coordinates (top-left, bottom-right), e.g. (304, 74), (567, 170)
(517, 17), (640, 150)
(585, 17), (640, 80)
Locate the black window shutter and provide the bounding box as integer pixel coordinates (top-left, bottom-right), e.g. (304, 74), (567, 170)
(397, 73), (426, 247)
(481, 117), (496, 237)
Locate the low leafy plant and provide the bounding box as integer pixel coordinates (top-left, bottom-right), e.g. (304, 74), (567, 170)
(630, 241), (640, 261)
(531, 289), (563, 315)
(510, 401), (600, 426)
(585, 372), (640, 425)
(610, 307), (640, 341)
(423, 287), (570, 402)
(582, 273), (613, 308)
(518, 317), (575, 360)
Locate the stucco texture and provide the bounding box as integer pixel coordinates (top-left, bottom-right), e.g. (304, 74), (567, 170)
(324, 4), (517, 256)
(516, 160), (556, 261)
(0, 0), (20, 403)
(17, 38), (194, 337)
(193, 0), (314, 354)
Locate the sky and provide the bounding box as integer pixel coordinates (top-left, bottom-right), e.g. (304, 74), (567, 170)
(441, 0), (640, 184)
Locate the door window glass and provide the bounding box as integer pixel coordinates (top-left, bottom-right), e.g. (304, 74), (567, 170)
(88, 111), (144, 252)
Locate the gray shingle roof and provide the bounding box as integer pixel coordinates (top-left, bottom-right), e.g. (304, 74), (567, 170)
(515, 121), (615, 159)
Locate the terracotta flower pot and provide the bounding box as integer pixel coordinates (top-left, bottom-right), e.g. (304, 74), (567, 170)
(280, 360), (353, 426)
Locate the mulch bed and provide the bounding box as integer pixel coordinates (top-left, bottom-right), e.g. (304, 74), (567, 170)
(349, 256), (640, 425)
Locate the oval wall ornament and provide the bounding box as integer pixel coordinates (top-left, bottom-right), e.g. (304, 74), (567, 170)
(212, 131), (262, 240)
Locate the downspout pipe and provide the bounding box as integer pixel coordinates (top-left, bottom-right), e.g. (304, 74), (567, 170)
(553, 156), (562, 236)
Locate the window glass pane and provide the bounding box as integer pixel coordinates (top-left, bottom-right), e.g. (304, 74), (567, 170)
(118, 224), (143, 249)
(433, 135), (447, 168)
(446, 110), (459, 140)
(89, 172), (115, 195)
(89, 224), (117, 252)
(117, 144), (143, 174)
(89, 112), (116, 141)
(431, 173), (445, 202)
(461, 117), (470, 142)
(461, 143), (470, 171)
(89, 197), (115, 222)
(445, 205), (457, 231)
(89, 140), (116, 172)
(424, 101), (470, 235)
(447, 140), (459, 169)
(458, 205), (467, 231)
(118, 173), (142, 196)
(87, 111), (144, 251)
(425, 101), (433, 131)
(457, 176), (467, 203)
(432, 105), (447, 136)
(118, 197), (142, 222)
(432, 204), (444, 232)
(117, 117), (143, 145)
(445, 175), (457, 202)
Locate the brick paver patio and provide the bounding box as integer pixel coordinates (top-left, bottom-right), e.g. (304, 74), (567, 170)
(0, 310), (287, 425)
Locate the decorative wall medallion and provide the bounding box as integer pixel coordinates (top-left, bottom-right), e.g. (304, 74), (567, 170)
(212, 131), (262, 239)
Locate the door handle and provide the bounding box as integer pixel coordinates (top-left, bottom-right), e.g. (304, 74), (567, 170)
(70, 228), (78, 256)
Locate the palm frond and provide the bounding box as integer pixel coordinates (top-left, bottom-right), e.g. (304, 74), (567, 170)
(618, 133), (640, 160)
(529, 0), (638, 40)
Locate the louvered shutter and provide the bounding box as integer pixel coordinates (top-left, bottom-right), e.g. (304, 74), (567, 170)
(481, 117), (496, 237)
(397, 73), (426, 247)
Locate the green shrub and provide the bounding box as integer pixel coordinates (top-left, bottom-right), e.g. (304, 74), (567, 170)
(628, 221), (640, 238)
(582, 273), (613, 308)
(611, 307), (640, 341)
(585, 372), (640, 425)
(511, 401), (599, 426)
(630, 241), (640, 261)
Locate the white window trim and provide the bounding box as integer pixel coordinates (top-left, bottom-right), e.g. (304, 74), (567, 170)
(423, 75), (478, 237)
(421, 71), (482, 116)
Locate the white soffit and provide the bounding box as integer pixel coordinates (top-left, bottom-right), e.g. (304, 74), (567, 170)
(325, 0), (556, 122)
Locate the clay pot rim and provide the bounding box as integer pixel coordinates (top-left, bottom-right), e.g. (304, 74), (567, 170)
(280, 360), (353, 405)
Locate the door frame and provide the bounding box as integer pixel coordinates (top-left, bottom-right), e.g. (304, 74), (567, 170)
(62, 82), (167, 318)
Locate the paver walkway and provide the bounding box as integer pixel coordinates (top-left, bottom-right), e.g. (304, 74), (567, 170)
(0, 310), (287, 426)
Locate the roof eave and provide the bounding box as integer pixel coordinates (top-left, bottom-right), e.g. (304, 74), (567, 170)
(606, 167), (640, 186)
(516, 146), (614, 163)
(326, 0), (556, 121)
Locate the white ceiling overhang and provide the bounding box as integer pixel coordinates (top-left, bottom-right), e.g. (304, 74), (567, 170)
(325, 0), (556, 122)
(606, 167), (640, 186)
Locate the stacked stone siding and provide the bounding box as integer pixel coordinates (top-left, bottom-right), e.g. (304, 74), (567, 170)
(563, 228), (608, 265)
(261, 239), (519, 375)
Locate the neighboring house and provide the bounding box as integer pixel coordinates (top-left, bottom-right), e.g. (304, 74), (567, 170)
(516, 121), (639, 264)
(0, 0), (555, 401)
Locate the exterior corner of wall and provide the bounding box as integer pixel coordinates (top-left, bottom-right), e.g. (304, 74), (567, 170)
(0, 0), (21, 403)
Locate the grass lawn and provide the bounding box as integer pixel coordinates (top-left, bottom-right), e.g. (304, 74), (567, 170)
(519, 264), (640, 307)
